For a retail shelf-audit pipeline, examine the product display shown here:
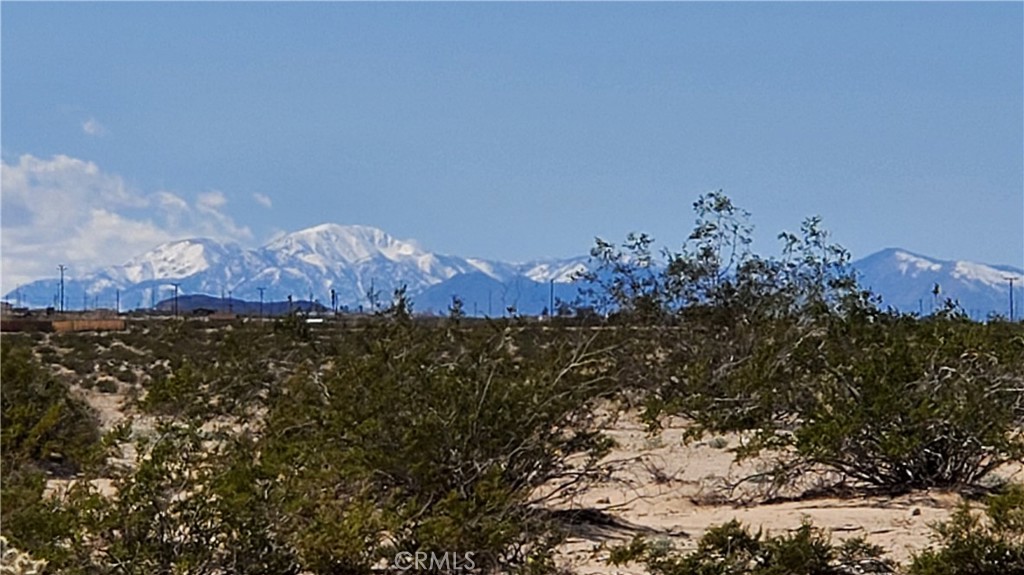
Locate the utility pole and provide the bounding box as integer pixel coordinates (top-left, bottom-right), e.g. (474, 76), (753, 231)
(57, 264), (67, 313)
(116, 289), (120, 314)
(227, 290), (233, 314)
(257, 287), (265, 319)
(330, 288), (337, 314)
(549, 279), (554, 318)
(171, 283), (181, 317)
(82, 292), (87, 311)
(1007, 277), (1017, 322)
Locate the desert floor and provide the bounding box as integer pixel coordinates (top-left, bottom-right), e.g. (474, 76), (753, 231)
(60, 371), (1022, 574)
(553, 412), (1024, 573)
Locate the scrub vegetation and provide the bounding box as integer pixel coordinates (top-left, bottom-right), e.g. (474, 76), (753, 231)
(2, 193), (1021, 574)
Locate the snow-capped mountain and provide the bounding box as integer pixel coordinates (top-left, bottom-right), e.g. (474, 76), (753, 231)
(5, 224), (585, 314)
(855, 248), (1023, 319)
(5, 227), (1021, 319)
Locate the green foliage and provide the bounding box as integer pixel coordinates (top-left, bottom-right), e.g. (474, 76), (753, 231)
(5, 191), (1020, 573)
(1, 343), (100, 478)
(610, 519), (895, 574)
(4, 319), (614, 574)
(259, 319), (614, 572)
(140, 329), (288, 419)
(788, 318), (1024, 490)
(0, 342), (103, 566)
(20, 423), (300, 575)
(594, 192), (1024, 491)
(907, 485), (1024, 575)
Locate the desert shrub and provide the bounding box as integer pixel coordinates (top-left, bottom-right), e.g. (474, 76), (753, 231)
(18, 318), (614, 574)
(259, 318), (615, 573)
(592, 192), (1024, 492)
(19, 422), (300, 575)
(140, 360), (206, 417)
(139, 329), (282, 418)
(649, 302), (1024, 493)
(35, 345), (60, 361)
(609, 519), (895, 575)
(0, 343), (100, 477)
(907, 484), (1024, 575)
(0, 342), (102, 561)
(787, 318), (1024, 490)
(113, 367), (137, 384)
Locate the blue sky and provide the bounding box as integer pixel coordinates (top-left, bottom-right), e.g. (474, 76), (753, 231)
(2, 2), (1022, 292)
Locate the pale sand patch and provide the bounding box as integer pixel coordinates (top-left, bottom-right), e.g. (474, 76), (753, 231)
(552, 412), (1020, 573)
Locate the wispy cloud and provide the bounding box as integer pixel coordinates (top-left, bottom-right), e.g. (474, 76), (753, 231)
(82, 117), (107, 136)
(197, 190), (227, 210)
(253, 192), (273, 208)
(0, 154), (252, 292)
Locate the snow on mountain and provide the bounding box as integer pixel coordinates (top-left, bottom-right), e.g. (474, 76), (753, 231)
(265, 223), (421, 266)
(892, 250), (942, 275)
(950, 260), (1021, 289)
(518, 256), (590, 283)
(117, 238), (259, 283)
(853, 248), (1022, 319)
(5, 223), (589, 313)
(5, 228), (1021, 320)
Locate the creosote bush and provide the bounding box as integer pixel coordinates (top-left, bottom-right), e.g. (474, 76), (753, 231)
(260, 317), (616, 572)
(590, 191), (1024, 492)
(907, 484), (1024, 575)
(609, 519), (896, 575)
(3, 190), (1021, 574)
(0, 343), (100, 478)
(2, 316), (615, 574)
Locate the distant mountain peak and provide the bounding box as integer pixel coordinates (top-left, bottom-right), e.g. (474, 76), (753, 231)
(265, 223), (423, 264)
(118, 237), (240, 282)
(5, 231), (1021, 320)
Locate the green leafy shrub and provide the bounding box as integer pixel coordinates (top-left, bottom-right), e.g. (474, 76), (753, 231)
(610, 519), (895, 574)
(788, 319), (1024, 490)
(260, 319), (614, 572)
(592, 192), (1024, 492)
(1, 343), (100, 477)
(1, 342), (102, 560)
(907, 485), (1024, 575)
(24, 422), (300, 575)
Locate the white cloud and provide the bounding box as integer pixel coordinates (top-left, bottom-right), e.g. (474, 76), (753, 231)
(197, 190), (227, 210)
(1, 154), (252, 293)
(253, 192), (273, 208)
(82, 118), (107, 136)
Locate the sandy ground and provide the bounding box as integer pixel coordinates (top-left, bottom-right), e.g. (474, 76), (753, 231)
(552, 413), (1024, 573)
(57, 371), (1021, 574)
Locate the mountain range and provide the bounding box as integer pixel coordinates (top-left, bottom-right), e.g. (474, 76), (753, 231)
(5, 224), (1022, 320)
